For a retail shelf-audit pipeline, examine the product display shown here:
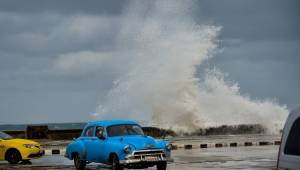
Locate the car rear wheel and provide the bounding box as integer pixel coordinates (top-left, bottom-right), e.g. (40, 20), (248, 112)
(6, 149), (21, 164)
(157, 161), (167, 170)
(110, 154), (124, 170)
(74, 154), (86, 170)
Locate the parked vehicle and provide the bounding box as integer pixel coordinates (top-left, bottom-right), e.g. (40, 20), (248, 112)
(277, 107), (300, 170)
(65, 120), (173, 170)
(0, 131), (44, 164)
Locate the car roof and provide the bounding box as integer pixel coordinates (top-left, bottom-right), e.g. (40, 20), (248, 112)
(86, 120), (139, 127)
(289, 107), (300, 116)
(286, 107), (300, 121)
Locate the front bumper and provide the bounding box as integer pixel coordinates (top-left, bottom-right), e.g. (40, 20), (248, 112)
(119, 149), (173, 165)
(23, 149), (45, 159)
(28, 150), (45, 158)
(120, 156), (173, 164)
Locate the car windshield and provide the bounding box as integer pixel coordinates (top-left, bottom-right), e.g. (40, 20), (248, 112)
(107, 124), (144, 137)
(0, 131), (13, 140)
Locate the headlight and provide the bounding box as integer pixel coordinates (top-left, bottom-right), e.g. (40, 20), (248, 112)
(123, 145), (132, 154)
(166, 143), (172, 151)
(23, 144), (35, 149)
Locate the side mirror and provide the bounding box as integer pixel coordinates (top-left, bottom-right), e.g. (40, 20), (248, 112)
(97, 135), (106, 140)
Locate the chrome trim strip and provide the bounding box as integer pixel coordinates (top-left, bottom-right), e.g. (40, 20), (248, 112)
(132, 149), (164, 154)
(120, 157), (173, 164)
(120, 149), (173, 165)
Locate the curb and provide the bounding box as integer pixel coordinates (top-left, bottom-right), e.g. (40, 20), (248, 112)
(200, 144), (208, 148)
(43, 140), (281, 153)
(274, 141), (281, 145)
(171, 140), (281, 150)
(44, 149), (66, 156)
(229, 143), (237, 147)
(184, 145), (193, 150)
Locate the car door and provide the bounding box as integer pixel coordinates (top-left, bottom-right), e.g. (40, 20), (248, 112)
(90, 126), (106, 163)
(81, 126), (96, 161)
(279, 116), (300, 170)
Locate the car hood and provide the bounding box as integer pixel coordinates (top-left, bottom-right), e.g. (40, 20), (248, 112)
(110, 136), (161, 150)
(5, 138), (39, 145)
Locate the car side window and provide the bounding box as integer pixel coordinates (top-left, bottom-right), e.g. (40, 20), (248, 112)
(95, 126), (105, 138)
(83, 126), (94, 137)
(284, 117), (300, 155)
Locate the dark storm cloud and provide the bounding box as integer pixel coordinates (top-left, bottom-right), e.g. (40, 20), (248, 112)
(193, 0), (300, 109)
(205, 40), (300, 108)
(0, 12), (120, 57)
(0, 1), (124, 123)
(196, 0), (300, 41)
(0, 0), (126, 15)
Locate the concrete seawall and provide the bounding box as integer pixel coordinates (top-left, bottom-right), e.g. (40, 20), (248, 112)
(3, 126), (174, 140)
(3, 129), (81, 140)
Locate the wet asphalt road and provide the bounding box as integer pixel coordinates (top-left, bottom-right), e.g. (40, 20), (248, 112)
(0, 145), (278, 170)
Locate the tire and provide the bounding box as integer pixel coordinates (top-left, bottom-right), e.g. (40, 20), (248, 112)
(110, 154), (124, 170)
(6, 149), (21, 164)
(157, 161), (167, 170)
(73, 154), (86, 170)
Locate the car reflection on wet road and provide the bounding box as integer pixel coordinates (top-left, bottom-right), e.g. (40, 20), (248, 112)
(0, 145), (278, 170)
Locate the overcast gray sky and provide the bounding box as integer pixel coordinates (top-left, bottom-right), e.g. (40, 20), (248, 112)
(0, 0), (299, 124)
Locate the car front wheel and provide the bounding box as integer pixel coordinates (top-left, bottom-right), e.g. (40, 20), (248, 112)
(74, 154), (86, 170)
(157, 161), (167, 170)
(110, 154), (124, 170)
(6, 149), (21, 164)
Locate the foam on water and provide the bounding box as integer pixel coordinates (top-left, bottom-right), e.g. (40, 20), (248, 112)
(94, 0), (288, 133)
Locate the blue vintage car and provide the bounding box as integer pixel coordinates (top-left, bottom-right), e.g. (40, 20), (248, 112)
(65, 120), (173, 170)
